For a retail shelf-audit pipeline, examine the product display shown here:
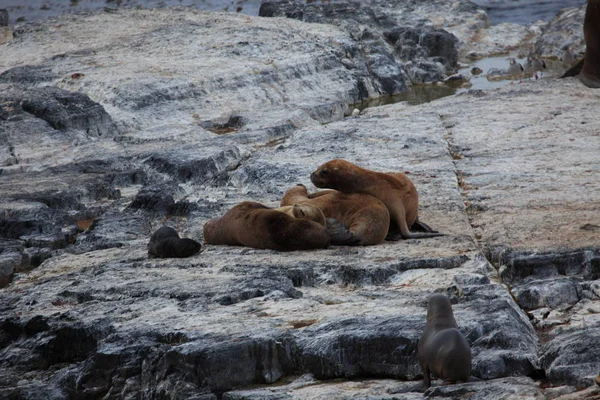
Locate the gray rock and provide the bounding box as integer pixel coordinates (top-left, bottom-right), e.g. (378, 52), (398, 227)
(20, 86), (117, 136)
(384, 26), (458, 68)
(534, 5), (586, 58)
(540, 326), (600, 389)
(0, 65), (57, 85)
(404, 59), (446, 84)
(0, 248), (21, 287)
(423, 376), (545, 399)
(127, 185), (176, 214)
(0, 6), (599, 399)
(512, 277), (583, 311)
(260, 0), (472, 89)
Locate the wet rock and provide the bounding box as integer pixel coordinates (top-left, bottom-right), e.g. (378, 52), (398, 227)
(21, 86), (116, 136)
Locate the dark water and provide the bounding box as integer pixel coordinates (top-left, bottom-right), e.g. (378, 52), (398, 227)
(471, 0), (586, 25)
(0, 0), (586, 25)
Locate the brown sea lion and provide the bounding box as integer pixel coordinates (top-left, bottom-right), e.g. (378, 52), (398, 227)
(310, 159), (443, 240)
(418, 293), (472, 388)
(562, 0), (600, 88)
(281, 185), (390, 246)
(274, 203), (327, 226)
(148, 226), (202, 258)
(203, 201), (330, 251)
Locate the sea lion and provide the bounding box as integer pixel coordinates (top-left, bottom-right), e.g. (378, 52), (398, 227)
(418, 293), (472, 388)
(581, 0), (600, 88)
(274, 203), (327, 226)
(281, 184), (390, 246)
(203, 201), (330, 251)
(310, 159), (443, 240)
(148, 226), (202, 258)
(562, 0), (600, 88)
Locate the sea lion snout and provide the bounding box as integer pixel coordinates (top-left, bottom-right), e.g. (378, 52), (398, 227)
(178, 238), (203, 257)
(310, 169), (327, 188)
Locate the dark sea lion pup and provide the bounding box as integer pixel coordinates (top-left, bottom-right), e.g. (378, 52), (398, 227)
(148, 226), (202, 258)
(418, 293), (472, 388)
(203, 201), (331, 251)
(581, 0), (600, 88)
(310, 159), (443, 240)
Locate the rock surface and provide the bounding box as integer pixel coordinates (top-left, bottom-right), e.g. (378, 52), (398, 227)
(534, 4), (586, 59)
(0, 3), (599, 400)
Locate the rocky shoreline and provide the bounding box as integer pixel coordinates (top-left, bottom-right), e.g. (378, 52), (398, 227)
(0, 1), (599, 399)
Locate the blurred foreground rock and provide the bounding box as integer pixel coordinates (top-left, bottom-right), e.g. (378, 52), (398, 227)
(0, 4), (599, 399)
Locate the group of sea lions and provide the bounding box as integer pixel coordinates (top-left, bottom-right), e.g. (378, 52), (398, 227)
(205, 159), (444, 250)
(147, 159), (469, 389)
(151, 159), (444, 256)
(147, 158), (445, 255)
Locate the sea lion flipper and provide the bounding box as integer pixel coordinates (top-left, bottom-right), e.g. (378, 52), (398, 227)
(386, 228), (444, 241)
(411, 219), (438, 233)
(561, 59), (584, 78)
(326, 218), (361, 246)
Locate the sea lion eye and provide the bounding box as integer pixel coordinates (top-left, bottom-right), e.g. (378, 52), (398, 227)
(320, 169), (328, 176)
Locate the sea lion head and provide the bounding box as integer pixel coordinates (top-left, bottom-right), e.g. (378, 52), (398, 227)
(310, 159), (356, 192)
(426, 293), (456, 325)
(292, 203), (326, 226)
(175, 238), (202, 257)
